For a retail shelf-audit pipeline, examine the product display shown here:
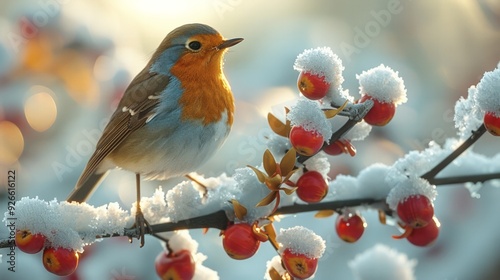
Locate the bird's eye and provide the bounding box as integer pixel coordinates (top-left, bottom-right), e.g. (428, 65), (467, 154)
(187, 41), (202, 51)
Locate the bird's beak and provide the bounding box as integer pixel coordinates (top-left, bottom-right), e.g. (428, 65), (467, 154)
(217, 38), (244, 50)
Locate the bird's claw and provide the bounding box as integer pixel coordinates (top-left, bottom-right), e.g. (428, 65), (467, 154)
(128, 211), (153, 247)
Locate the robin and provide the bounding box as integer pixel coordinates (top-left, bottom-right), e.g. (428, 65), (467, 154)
(66, 23), (243, 246)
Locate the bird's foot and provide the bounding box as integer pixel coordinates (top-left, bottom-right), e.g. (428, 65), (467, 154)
(128, 210), (153, 248)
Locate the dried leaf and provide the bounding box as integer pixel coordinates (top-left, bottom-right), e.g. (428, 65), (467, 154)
(282, 168), (297, 183)
(263, 223), (279, 250)
(252, 223), (269, 242)
(281, 187), (296, 195)
(314, 210), (335, 218)
(256, 191), (277, 207)
(324, 100), (349, 119)
(268, 113), (289, 137)
(266, 175), (283, 191)
(279, 148), (296, 176)
(269, 267), (282, 280)
(263, 149), (277, 176)
(378, 209), (387, 225)
(230, 199), (248, 220)
(247, 165), (266, 183)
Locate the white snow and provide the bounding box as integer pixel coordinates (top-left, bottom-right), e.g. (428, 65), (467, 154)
(454, 86), (485, 139)
(287, 97), (333, 142)
(264, 255), (287, 280)
(293, 47), (345, 88)
(4, 197), (131, 252)
(357, 64), (407, 105)
(276, 226), (325, 259)
(343, 121), (372, 141)
(475, 66), (500, 116)
(386, 177), (437, 211)
(348, 244), (417, 280)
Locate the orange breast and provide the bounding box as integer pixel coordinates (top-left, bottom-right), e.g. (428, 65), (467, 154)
(170, 49), (234, 126)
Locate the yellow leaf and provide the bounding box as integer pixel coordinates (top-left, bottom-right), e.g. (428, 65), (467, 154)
(247, 165), (266, 183)
(256, 191), (277, 207)
(281, 187), (296, 195)
(263, 223), (279, 250)
(230, 199), (248, 220)
(279, 148), (297, 176)
(266, 175), (283, 191)
(314, 210), (335, 218)
(268, 113), (289, 138)
(268, 267), (283, 280)
(378, 209), (387, 225)
(324, 100), (349, 119)
(263, 149), (277, 176)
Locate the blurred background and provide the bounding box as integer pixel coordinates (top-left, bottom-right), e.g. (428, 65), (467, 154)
(0, 0), (500, 279)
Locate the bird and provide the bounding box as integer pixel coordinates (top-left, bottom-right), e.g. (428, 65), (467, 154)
(66, 23), (243, 246)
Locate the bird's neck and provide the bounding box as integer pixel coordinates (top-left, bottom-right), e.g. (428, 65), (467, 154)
(170, 56), (234, 126)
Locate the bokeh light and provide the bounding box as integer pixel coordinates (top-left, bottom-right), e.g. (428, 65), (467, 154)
(24, 88), (57, 132)
(0, 121), (24, 164)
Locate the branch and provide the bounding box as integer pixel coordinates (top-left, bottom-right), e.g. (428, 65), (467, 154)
(421, 124), (487, 181)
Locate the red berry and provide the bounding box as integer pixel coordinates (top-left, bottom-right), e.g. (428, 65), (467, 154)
(281, 248), (318, 279)
(407, 216), (440, 247)
(397, 195), (434, 228)
(297, 71), (330, 100)
(155, 249), (196, 280)
(335, 212), (366, 243)
(295, 171), (328, 203)
(359, 95), (396, 126)
(15, 229), (46, 254)
(289, 126), (324, 156)
(484, 111), (500, 136)
(42, 247), (79, 276)
(222, 223), (260, 260)
(323, 139), (356, 156)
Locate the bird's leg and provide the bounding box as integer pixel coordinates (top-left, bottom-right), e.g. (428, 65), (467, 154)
(129, 173), (152, 247)
(185, 173), (208, 199)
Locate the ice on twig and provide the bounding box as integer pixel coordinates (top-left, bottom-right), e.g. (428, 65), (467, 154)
(349, 244), (416, 280)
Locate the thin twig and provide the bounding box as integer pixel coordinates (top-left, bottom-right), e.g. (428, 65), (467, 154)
(421, 124), (487, 181)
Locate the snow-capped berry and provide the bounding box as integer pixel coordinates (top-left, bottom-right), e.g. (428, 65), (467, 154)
(297, 71), (330, 100)
(359, 95), (396, 126)
(397, 194), (434, 228)
(281, 248), (319, 279)
(357, 64), (407, 105)
(289, 126), (324, 156)
(277, 226), (325, 280)
(293, 47), (344, 89)
(335, 212), (367, 243)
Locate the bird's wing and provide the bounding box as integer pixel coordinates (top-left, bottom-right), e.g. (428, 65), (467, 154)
(74, 70), (170, 191)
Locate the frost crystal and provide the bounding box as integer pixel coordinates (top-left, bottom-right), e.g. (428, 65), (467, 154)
(287, 97), (333, 141)
(386, 177), (437, 210)
(349, 244), (417, 280)
(454, 86), (486, 139)
(475, 66), (500, 116)
(357, 64), (407, 105)
(276, 226), (325, 259)
(293, 47), (344, 87)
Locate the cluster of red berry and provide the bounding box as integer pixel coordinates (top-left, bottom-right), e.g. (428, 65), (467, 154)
(15, 230), (79, 276)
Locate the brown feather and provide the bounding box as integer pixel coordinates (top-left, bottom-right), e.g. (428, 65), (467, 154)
(72, 69), (169, 195)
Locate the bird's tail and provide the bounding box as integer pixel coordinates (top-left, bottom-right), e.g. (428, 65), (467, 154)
(66, 171), (109, 202)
